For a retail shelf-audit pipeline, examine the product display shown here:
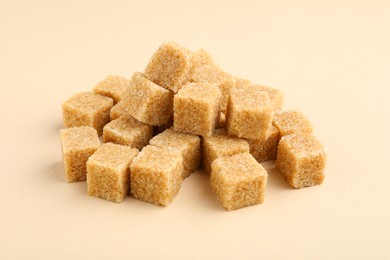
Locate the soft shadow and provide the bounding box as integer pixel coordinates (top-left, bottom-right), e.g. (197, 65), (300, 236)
(45, 161), (88, 196)
(189, 169), (223, 211)
(46, 120), (64, 143)
(43, 115), (63, 137)
(53, 120), (63, 132)
(261, 160), (292, 190)
(46, 161), (65, 183)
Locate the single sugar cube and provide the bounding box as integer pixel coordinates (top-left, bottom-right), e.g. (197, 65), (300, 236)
(190, 64), (236, 113)
(110, 95), (131, 120)
(62, 92), (113, 135)
(87, 143), (139, 203)
(102, 115), (153, 150)
(128, 72), (173, 126)
(273, 110), (313, 136)
(202, 129), (249, 173)
(130, 145), (183, 206)
(144, 41), (192, 93)
(210, 153), (268, 211)
(226, 86), (273, 139)
(251, 84), (284, 112)
(93, 75), (130, 104)
(276, 133), (326, 188)
(247, 125), (280, 162)
(174, 82), (222, 137)
(60, 126), (100, 182)
(149, 129), (201, 178)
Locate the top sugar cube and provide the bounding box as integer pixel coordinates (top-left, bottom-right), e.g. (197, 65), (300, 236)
(144, 42), (192, 93)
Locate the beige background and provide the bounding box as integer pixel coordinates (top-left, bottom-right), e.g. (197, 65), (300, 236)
(1, 0), (389, 259)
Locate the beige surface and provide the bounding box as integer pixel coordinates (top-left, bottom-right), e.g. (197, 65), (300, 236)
(0, 0), (389, 259)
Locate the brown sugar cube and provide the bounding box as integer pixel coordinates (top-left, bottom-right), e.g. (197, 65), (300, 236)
(62, 92), (113, 135)
(144, 41), (192, 93)
(202, 129), (249, 173)
(110, 95), (132, 120)
(190, 64), (236, 113)
(247, 125), (280, 162)
(128, 72), (173, 126)
(102, 115), (153, 150)
(273, 110), (313, 136)
(276, 133), (326, 188)
(210, 153), (268, 211)
(93, 75), (130, 104)
(226, 86), (273, 139)
(251, 84), (284, 112)
(87, 143), (139, 203)
(149, 129), (201, 178)
(173, 82), (222, 137)
(130, 145), (183, 206)
(60, 126), (100, 182)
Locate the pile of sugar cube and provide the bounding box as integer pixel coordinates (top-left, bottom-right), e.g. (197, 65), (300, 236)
(60, 42), (326, 211)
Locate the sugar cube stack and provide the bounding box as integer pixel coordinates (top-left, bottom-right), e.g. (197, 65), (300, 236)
(144, 42), (192, 93)
(59, 41), (327, 210)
